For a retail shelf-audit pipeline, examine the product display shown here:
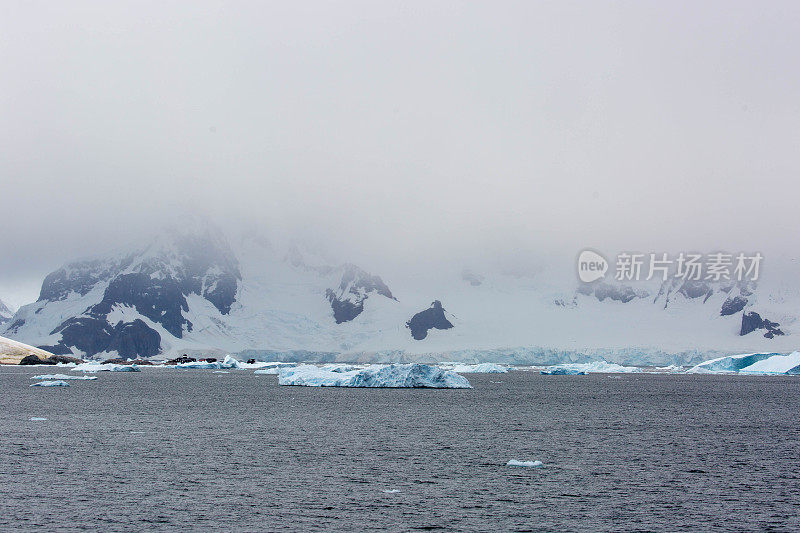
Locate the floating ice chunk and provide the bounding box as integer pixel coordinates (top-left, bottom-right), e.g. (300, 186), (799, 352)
(541, 361), (641, 374)
(449, 363), (510, 374)
(31, 374), (97, 380)
(689, 351), (800, 374)
(278, 363), (472, 388)
(72, 363), (140, 372)
(507, 460), (543, 468)
(212, 370), (229, 374)
(30, 380), (70, 387)
(382, 489), (401, 494)
(29, 417), (47, 421)
(219, 355), (241, 368)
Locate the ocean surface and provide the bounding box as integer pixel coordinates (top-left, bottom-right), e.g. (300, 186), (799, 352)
(2, 367), (799, 532)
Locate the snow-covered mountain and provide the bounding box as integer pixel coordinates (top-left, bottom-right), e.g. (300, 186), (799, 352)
(2, 221), (798, 365)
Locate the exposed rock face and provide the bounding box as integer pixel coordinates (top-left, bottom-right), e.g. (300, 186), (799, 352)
(326, 264), (395, 323)
(51, 317), (162, 359)
(407, 301), (454, 340)
(19, 354), (54, 365)
(18, 354), (83, 365)
(741, 312), (785, 338)
(654, 279), (754, 310)
(721, 296), (748, 316)
(578, 281), (647, 303)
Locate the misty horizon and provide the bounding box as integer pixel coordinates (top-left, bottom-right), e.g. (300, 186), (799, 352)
(3, 1), (800, 307)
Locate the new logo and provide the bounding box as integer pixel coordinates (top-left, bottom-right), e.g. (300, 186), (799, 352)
(577, 250), (608, 283)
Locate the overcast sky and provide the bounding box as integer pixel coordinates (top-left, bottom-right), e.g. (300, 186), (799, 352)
(1, 1), (799, 307)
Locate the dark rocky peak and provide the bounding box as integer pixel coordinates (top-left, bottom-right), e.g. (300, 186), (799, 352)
(740, 311), (785, 338)
(326, 264), (395, 324)
(38, 220), (242, 359)
(39, 254), (137, 302)
(720, 296), (748, 316)
(336, 264), (394, 300)
(407, 300), (454, 340)
(139, 227), (241, 315)
(578, 281), (648, 303)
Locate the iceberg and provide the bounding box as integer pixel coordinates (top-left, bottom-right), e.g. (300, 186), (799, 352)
(507, 460), (543, 468)
(689, 352), (800, 374)
(30, 380), (70, 387)
(30, 374), (97, 380)
(447, 363), (510, 374)
(29, 417), (47, 421)
(540, 361), (641, 374)
(278, 363), (472, 388)
(72, 362), (140, 372)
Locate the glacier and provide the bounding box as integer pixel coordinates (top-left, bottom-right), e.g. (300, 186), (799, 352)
(30, 380), (70, 387)
(278, 363), (472, 388)
(688, 351), (800, 374)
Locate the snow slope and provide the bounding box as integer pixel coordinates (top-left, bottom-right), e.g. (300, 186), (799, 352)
(0, 335), (55, 364)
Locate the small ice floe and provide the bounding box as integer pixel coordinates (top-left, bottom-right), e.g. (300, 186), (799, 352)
(212, 370), (229, 374)
(72, 363), (140, 372)
(29, 417), (47, 421)
(30, 380), (70, 387)
(382, 489), (401, 494)
(507, 460), (543, 468)
(30, 374), (97, 380)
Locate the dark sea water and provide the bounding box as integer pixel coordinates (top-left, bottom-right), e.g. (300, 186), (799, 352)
(2, 367), (800, 532)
